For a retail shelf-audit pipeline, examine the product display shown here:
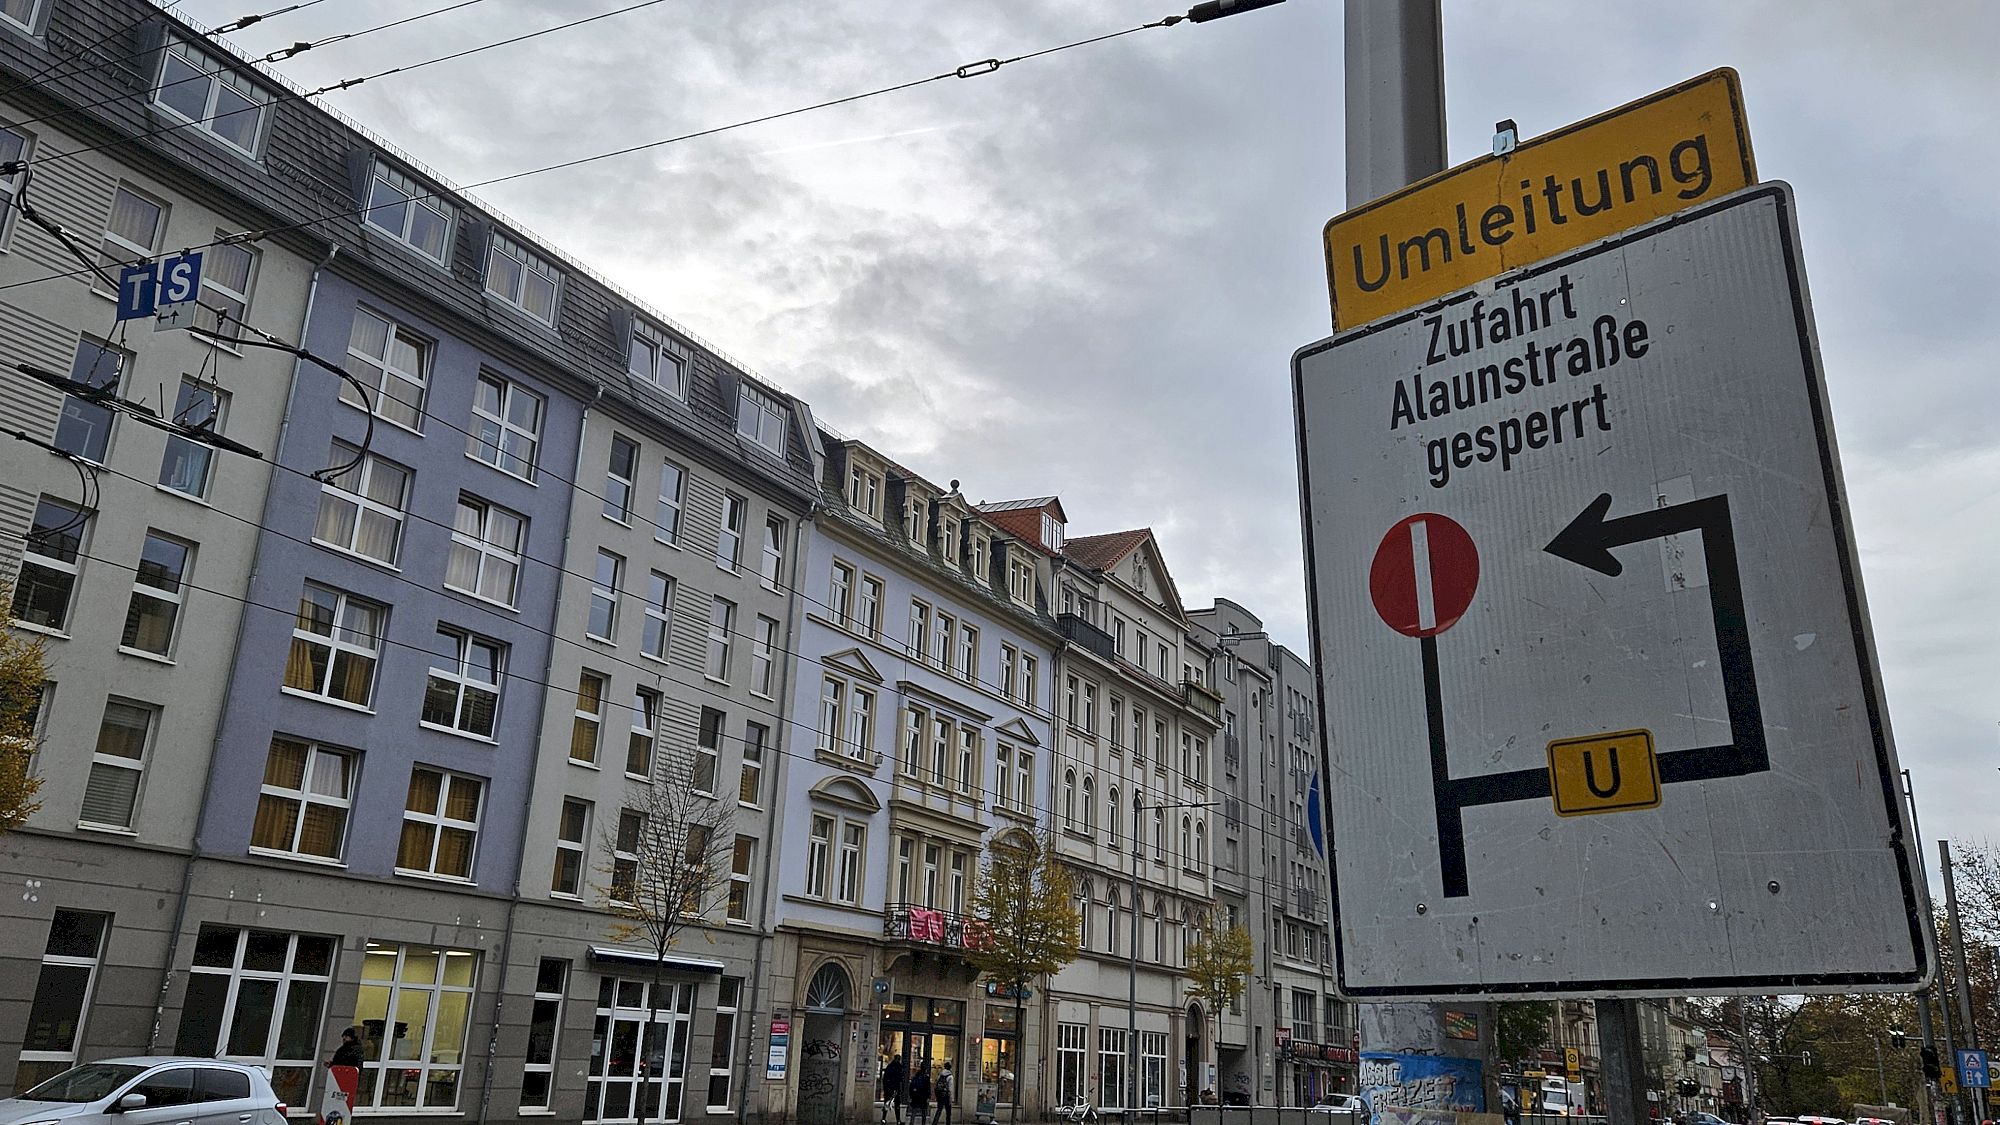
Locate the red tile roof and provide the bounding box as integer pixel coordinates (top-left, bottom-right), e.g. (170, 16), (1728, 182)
(1063, 528), (1151, 572)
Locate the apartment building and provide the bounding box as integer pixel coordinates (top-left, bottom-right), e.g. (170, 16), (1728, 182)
(978, 502), (1224, 1113)
(765, 440), (1060, 1125)
(1188, 600), (1352, 1107)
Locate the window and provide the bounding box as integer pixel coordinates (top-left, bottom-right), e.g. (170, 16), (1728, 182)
(468, 372), (542, 479)
(708, 977), (741, 1109)
(351, 942), (479, 1109)
(10, 498), (84, 631)
(929, 715), (952, 786)
(958, 624), (977, 684)
(727, 837), (754, 923)
(54, 337), (123, 460)
(1056, 1023), (1087, 1106)
(97, 183), (165, 276)
(1021, 653), (1039, 708)
(642, 571), (674, 660)
(858, 575), (883, 637)
(396, 767), (483, 879)
(363, 163), (454, 265)
(341, 307), (429, 430)
(705, 597), (733, 679)
(1114, 618), (1126, 655)
(1082, 682), (1097, 733)
(1132, 707), (1146, 765)
(967, 532), (988, 584)
(570, 671), (606, 764)
(16, 910), (109, 1090)
(1064, 676), (1078, 726)
(421, 629), (504, 738)
(751, 615), (778, 697)
(716, 494), (746, 570)
(627, 688), (658, 778)
(1061, 769), (1076, 828)
(1153, 809), (1165, 863)
(1110, 697), (1123, 750)
(908, 600), (930, 662)
(995, 744), (1014, 810)
(997, 745), (1031, 813)
(1180, 816), (1192, 869)
(521, 959), (568, 1110)
(836, 822), (865, 904)
(846, 466), (882, 521)
(828, 562), (854, 625)
(81, 699), (153, 829)
(588, 549), (623, 640)
(484, 232), (561, 324)
(446, 495), (524, 605)
(1153, 719), (1167, 770)
(611, 810), (642, 902)
(313, 441), (409, 564)
(1082, 776), (1096, 834)
(1009, 556), (1034, 605)
(284, 584), (384, 708)
(654, 460), (685, 543)
(0, 125), (25, 242)
(999, 644), (1017, 700)
(604, 435), (638, 521)
(932, 610), (954, 672)
(0, 1), (41, 36)
(695, 707), (723, 794)
(585, 976), (697, 1121)
(629, 322), (686, 398)
(1108, 787), (1121, 848)
(153, 34), (268, 153)
(760, 516), (785, 591)
(817, 677), (845, 756)
(199, 240), (257, 335)
(163, 927), (332, 1111)
(805, 815), (832, 898)
(900, 706), (926, 777)
(1100, 1027), (1129, 1110)
(956, 726), (977, 797)
(552, 800), (588, 896)
(251, 736), (354, 860)
(1140, 1032), (1168, 1109)
(159, 378), (226, 497)
(738, 723), (767, 805)
(1195, 820), (1208, 869)
(938, 514), (960, 566)
(735, 383), (786, 454)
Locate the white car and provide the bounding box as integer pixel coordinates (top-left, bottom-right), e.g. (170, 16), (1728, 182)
(1309, 1095), (1368, 1113)
(0, 1059), (288, 1125)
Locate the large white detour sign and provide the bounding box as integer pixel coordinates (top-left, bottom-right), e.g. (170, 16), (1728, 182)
(1292, 184), (1928, 998)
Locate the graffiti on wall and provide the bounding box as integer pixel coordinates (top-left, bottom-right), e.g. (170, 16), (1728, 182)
(1358, 1052), (1483, 1114)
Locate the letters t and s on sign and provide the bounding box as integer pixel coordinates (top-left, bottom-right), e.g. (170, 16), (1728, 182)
(1322, 69), (1754, 331)
(1295, 185), (1926, 1000)
(115, 251), (204, 328)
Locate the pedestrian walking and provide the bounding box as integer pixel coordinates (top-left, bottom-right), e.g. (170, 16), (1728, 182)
(909, 1061), (932, 1125)
(327, 1026), (364, 1069)
(882, 1054), (908, 1123)
(934, 1062), (955, 1125)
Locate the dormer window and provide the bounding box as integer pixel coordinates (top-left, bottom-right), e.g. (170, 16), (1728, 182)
(1009, 555), (1034, 606)
(629, 322), (686, 399)
(736, 383), (787, 454)
(904, 497), (926, 546)
(967, 532), (989, 585)
(364, 162), (454, 266)
(846, 464), (883, 522)
(938, 515), (960, 568)
(1042, 512), (1065, 552)
(154, 34), (269, 157)
(484, 233), (561, 325)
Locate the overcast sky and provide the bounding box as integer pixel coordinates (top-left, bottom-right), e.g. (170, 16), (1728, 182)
(180, 0), (1998, 855)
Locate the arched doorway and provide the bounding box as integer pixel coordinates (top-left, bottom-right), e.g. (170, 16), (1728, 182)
(799, 963), (851, 1125)
(1185, 1003), (1206, 1108)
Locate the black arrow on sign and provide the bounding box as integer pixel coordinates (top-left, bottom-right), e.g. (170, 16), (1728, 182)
(1428, 491), (1769, 898)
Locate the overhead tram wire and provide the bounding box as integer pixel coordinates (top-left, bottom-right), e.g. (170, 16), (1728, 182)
(0, 0), (341, 119)
(8, 0), (679, 173)
(0, 2), (1248, 288)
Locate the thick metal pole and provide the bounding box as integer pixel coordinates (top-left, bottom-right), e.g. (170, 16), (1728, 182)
(1342, 0), (1446, 205)
(1597, 1000), (1650, 1125)
(1907, 771), (1959, 1125)
(1942, 841), (1988, 1121)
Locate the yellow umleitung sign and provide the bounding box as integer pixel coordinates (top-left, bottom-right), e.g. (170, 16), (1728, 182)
(1323, 68), (1755, 330)
(1547, 729), (1662, 817)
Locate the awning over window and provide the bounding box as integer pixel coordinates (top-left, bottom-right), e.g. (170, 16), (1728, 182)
(587, 945), (725, 973)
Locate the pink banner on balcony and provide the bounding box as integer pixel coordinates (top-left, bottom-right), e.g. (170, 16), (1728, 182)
(908, 907), (945, 943)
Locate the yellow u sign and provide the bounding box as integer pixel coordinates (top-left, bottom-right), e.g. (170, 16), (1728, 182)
(1548, 729), (1662, 816)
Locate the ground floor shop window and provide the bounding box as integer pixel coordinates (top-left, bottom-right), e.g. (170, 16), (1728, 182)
(353, 942), (480, 1109)
(585, 976), (697, 1123)
(1055, 1023), (1086, 1105)
(521, 959), (568, 1111)
(880, 995), (963, 1093)
(18, 910), (110, 1090)
(1140, 1032), (1168, 1108)
(1098, 1027), (1128, 1109)
(174, 926), (336, 1109)
(981, 1008), (1018, 1106)
(706, 977), (741, 1111)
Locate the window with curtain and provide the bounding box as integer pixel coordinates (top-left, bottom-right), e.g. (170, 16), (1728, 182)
(251, 736), (354, 860)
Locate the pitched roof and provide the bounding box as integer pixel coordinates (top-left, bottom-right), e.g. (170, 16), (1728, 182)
(976, 496), (1067, 555)
(1063, 528), (1151, 573)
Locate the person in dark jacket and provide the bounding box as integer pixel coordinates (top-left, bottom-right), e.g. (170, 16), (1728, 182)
(328, 1026), (365, 1069)
(881, 1055), (908, 1123)
(908, 1061), (932, 1125)
(934, 1062), (955, 1125)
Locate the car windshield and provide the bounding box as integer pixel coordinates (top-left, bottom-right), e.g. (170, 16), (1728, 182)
(22, 1063), (147, 1102)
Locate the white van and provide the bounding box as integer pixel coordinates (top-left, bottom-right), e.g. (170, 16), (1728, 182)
(1538, 1077), (1584, 1116)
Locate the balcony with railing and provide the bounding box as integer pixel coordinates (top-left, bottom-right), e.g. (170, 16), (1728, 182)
(883, 903), (993, 951)
(1057, 612), (1115, 661)
(1181, 678), (1223, 723)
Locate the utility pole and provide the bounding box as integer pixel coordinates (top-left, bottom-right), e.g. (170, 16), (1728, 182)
(1907, 771), (1959, 1125)
(1942, 840), (1989, 1122)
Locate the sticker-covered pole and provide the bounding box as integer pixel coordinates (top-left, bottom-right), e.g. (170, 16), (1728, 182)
(1597, 999), (1651, 1124)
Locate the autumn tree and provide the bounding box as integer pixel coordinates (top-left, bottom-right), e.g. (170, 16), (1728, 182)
(1183, 916), (1254, 1101)
(600, 772), (737, 1125)
(966, 831), (1080, 1122)
(1, 590), (47, 832)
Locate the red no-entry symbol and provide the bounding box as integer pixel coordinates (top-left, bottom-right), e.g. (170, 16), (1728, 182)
(1370, 513), (1479, 638)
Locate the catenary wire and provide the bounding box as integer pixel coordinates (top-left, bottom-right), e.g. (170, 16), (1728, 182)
(0, 12), (1187, 296)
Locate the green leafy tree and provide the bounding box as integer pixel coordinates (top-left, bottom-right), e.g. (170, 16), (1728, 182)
(1184, 916), (1255, 1101)
(1495, 1001), (1554, 1066)
(966, 831), (1080, 1121)
(1, 593), (47, 832)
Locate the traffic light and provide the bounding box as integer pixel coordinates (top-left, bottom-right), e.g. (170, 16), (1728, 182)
(1892, 1029), (1907, 1051)
(1923, 1045), (1943, 1082)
